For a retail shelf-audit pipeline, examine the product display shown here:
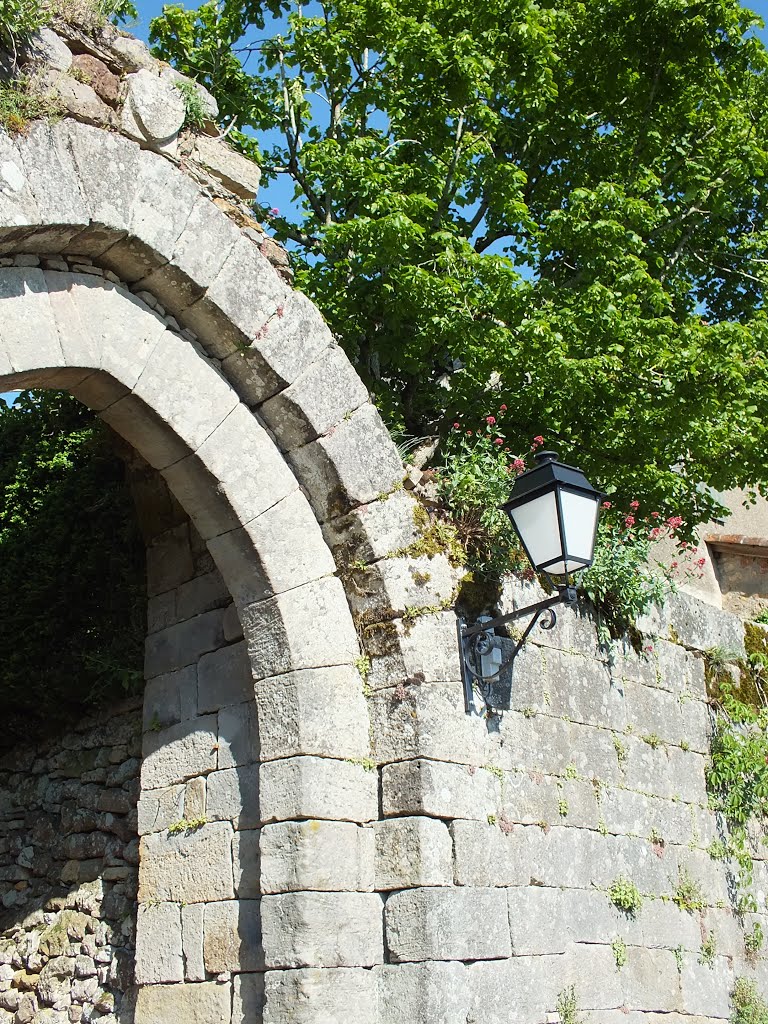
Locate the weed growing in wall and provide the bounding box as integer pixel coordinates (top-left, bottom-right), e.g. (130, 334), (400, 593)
(732, 977), (768, 1023)
(175, 79), (207, 130)
(555, 986), (585, 1024)
(672, 868), (706, 913)
(609, 876), (643, 916)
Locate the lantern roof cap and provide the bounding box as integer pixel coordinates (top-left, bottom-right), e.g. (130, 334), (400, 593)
(501, 450), (602, 512)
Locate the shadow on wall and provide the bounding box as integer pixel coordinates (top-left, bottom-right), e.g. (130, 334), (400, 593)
(0, 698), (143, 1023)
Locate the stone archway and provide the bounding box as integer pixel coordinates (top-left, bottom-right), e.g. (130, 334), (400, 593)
(0, 116), (423, 1023)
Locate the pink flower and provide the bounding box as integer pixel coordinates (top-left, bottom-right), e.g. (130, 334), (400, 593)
(532, 435), (544, 448)
(630, 500), (640, 510)
(624, 515), (635, 528)
(494, 437), (504, 446)
(650, 528), (661, 541)
(651, 512), (661, 519)
(666, 515), (684, 529)
(602, 501), (612, 510)
(500, 404), (507, 412)
(696, 557), (706, 567)
(513, 458), (526, 472)
(644, 644), (654, 655)
(486, 416), (496, 425)
(466, 431), (473, 436)
(453, 422), (460, 429)
(671, 561), (679, 569)
(270, 207), (280, 216)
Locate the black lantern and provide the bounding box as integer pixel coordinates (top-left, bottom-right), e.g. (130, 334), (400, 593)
(457, 450), (603, 714)
(501, 450), (602, 588)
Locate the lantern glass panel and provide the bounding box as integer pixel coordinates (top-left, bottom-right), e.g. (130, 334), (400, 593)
(560, 489), (601, 570)
(508, 490), (561, 570)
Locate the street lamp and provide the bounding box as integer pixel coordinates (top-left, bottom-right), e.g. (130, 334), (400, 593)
(457, 450), (603, 713)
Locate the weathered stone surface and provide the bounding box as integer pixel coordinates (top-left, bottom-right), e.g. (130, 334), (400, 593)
(260, 820), (374, 893)
(377, 962), (469, 1024)
(221, 289), (333, 404)
(259, 756), (378, 824)
(141, 716), (218, 789)
(135, 903), (183, 984)
(241, 577), (359, 680)
(197, 640), (252, 713)
(190, 135), (262, 200)
(234, 973), (265, 1023)
(289, 403), (403, 521)
(218, 701), (259, 769)
(122, 68), (186, 145)
(232, 829), (261, 899)
(206, 764), (260, 828)
(374, 817), (453, 890)
(263, 968), (376, 1024)
(71, 54), (120, 104)
(261, 892), (383, 968)
(208, 490), (336, 606)
(181, 903), (205, 982)
(144, 608), (226, 678)
(365, 610), (461, 690)
(260, 344), (369, 450)
(162, 402), (298, 542)
(254, 666), (370, 761)
(137, 783), (184, 835)
(385, 888), (511, 963)
(134, 981), (232, 1024)
(322, 488), (422, 565)
(25, 28), (73, 71)
(382, 759), (499, 821)
(138, 822), (234, 903)
(44, 72), (114, 128)
(203, 900), (263, 972)
(638, 589), (746, 656)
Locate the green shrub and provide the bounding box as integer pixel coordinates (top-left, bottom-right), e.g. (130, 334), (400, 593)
(608, 876), (643, 916)
(732, 978), (768, 1024)
(0, 391), (146, 748)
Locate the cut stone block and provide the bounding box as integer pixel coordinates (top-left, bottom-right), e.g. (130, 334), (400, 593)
(374, 817), (453, 890)
(260, 820), (375, 893)
(259, 344), (369, 450)
(254, 666), (370, 762)
(134, 981), (232, 1024)
(203, 900), (263, 973)
(135, 903), (183, 984)
(190, 135), (263, 201)
(138, 821), (234, 903)
(241, 577), (359, 680)
(144, 608), (226, 678)
(232, 829), (261, 899)
(377, 961), (469, 1024)
(182, 903), (206, 982)
(261, 892), (384, 968)
(206, 764), (260, 829)
(259, 756), (378, 824)
(198, 640), (253, 713)
(381, 759), (500, 822)
(141, 716), (218, 789)
(263, 967), (376, 1024)
(288, 403), (403, 521)
(385, 887), (511, 963)
(322, 488), (422, 566)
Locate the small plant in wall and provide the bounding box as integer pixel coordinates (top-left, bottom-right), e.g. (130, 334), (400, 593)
(745, 921), (764, 962)
(699, 930), (717, 968)
(672, 868), (706, 913)
(168, 817), (207, 836)
(732, 977), (768, 1023)
(611, 936), (628, 969)
(556, 985), (586, 1024)
(609, 876), (643, 917)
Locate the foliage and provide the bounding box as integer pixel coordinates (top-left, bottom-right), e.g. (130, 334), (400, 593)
(732, 978), (768, 1024)
(437, 406), (536, 577)
(672, 867), (705, 913)
(175, 78), (207, 130)
(168, 817), (208, 835)
(745, 921), (764, 958)
(754, 608), (768, 626)
(0, 0), (136, 54)
(555, 986), (584, 1024)
(699, 930), (717, 967)
(580, 501), (700, 636)
(608, 875), (642, 916)
(150, 0), (768, 528)
(0, 0), (45, 55)
(0, 391), (146, 749)
(611, 937), (627, 969)
(0, 77), (59, 134)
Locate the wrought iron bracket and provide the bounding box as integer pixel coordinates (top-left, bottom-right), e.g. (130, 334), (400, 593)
(457, 586), (577, 714)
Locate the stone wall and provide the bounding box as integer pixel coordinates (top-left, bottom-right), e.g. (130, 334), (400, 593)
(363, 578), (768, 1023)
(0, 698), (141, 1024)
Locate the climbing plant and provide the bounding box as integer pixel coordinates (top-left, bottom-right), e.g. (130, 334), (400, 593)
(0, 391), (146, 748)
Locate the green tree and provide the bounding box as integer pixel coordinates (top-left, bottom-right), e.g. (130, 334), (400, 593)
(0, 392), (145, 749)
(151, 0), (768, 526)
